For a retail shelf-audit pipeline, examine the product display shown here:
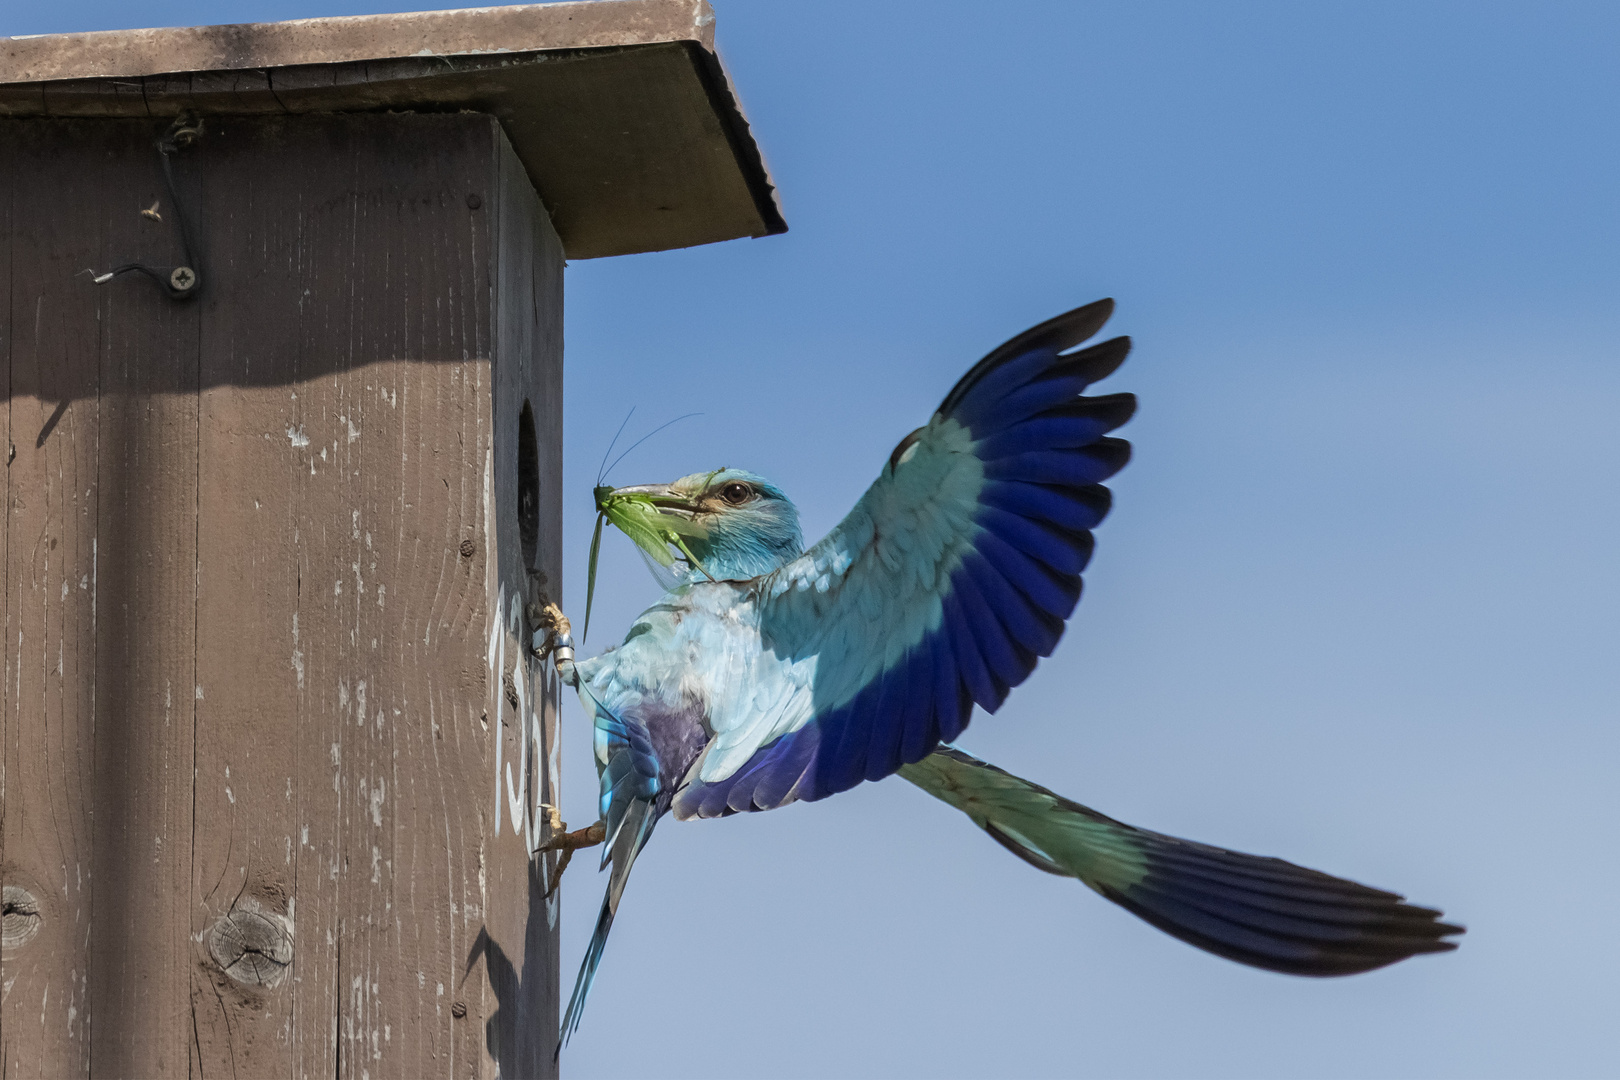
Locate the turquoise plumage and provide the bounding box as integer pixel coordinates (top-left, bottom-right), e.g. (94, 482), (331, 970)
(548, 300), (1462, 1046)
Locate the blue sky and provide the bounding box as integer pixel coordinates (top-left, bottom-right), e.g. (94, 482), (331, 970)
(12, 2), (1619, 1076)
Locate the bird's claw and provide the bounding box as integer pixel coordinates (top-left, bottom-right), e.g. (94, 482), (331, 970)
(538, 809), (605, 899)
(529, 598), (578, 684)
(540, 820), (605, 853)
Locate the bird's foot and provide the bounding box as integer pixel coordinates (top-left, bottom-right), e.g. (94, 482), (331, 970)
(541, 821), (605, 852)
(530, 600), (571, 645)
(537, 805), (605, 898)
(529, 598), (577, 685)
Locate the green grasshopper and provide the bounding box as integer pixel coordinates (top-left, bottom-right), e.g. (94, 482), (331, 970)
(583, 483), (711, 640)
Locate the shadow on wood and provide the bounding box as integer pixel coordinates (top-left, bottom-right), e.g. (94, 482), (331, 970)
(466, 858), (559, 1071)
(2, 108), (563, 1078)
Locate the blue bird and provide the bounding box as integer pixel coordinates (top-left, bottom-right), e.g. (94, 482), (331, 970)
(543, 299), (1462, 1045)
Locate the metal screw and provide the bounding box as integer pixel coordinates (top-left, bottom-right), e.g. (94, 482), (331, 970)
(466, 193), (482, 210)
(169, 266), (197, 292)
(451, 1001), (468, 1018)
(459, 539), (476, 558)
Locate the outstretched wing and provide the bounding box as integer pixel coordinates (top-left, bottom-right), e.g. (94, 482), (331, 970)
(674, 299), (1134, 817)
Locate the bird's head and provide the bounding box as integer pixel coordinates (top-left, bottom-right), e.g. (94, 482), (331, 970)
(595, 468), (804, 582)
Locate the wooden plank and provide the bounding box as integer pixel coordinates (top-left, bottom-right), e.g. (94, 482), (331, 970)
(0, 84), (45, 116)
(37, 78), (151, 118)
(279, 112), (495, 1080)
(181, 111), (560, 1078)
(475, 120), (567, 1080)
(0, 1), (718, 82)
(185, 111), (322, 1079)
(1, 118), (113, 1079)
(0, 119), (8, 1053)
(89, 117), (203, 1080)
(0, 116), (204, 1077)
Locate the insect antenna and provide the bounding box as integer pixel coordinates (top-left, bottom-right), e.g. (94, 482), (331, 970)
(599, 412), (702, 486)
(595, 407), (636, 488)
(584, 410), (704, 643)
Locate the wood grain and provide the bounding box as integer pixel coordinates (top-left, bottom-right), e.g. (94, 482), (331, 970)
(2, 118), (123, 1078)
(91, 117), (202, 1080)
(1, 111), (561, 1078)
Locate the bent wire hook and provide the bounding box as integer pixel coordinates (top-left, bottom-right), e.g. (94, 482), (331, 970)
(93, 113), (204, 301)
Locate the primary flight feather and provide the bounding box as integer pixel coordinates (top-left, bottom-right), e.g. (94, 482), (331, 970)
(546, 299), (1462, 1045)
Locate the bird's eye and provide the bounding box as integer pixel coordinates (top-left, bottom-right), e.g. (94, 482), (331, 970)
(719, 482), (754, 506)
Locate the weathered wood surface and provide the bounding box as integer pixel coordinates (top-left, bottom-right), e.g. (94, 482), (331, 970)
(0, 111), (561, 1078)
(0, 1), (789, 261)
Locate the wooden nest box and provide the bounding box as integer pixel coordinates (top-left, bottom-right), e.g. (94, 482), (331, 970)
(0, 1), (782, 1075)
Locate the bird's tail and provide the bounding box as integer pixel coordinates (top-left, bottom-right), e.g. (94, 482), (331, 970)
(559, 798), (657, 1049)
(898, 746), (1463, 975)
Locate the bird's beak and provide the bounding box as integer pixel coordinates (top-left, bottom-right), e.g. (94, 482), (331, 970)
(595, 483), (701, 520)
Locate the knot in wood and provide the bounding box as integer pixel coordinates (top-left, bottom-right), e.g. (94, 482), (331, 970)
(208, 905), (293, 989)
(2, 886), (41, 953)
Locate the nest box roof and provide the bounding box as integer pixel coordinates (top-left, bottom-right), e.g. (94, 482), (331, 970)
(0, 0), (786, 258)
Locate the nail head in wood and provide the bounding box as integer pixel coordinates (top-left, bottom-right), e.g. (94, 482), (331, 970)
(460, 538), (477, 559)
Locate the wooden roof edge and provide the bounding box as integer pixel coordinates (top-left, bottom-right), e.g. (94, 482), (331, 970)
(0, 2), (787, 258)
(692, 44), (787, 239)
(0, 0), (717, 84)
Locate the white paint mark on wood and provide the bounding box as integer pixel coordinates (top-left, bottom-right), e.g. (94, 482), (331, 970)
(504, 761), (523, 844)
(476, 840), (486, 926)
(291, 611), (304, 688)
(491, 582), (506, 837)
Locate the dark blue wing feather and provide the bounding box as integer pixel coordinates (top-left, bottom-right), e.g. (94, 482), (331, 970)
(981, 480), (1112, 533)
